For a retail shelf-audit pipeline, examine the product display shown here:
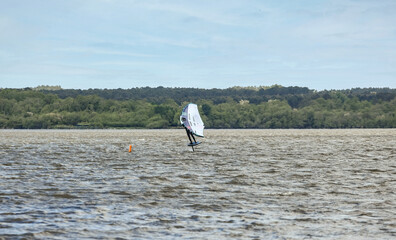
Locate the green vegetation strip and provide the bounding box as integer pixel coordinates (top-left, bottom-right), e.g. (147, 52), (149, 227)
(1, 86), (395, 129)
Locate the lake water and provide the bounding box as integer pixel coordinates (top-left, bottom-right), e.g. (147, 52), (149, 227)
(1, 129), (395, 239)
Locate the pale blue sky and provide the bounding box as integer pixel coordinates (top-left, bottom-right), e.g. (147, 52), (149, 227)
(0, 0), (395, 90)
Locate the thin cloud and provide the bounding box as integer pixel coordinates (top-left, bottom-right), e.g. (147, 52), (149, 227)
(293, 0), (396, 43)
(141, 1), (245, 27)
(56, 47), (159, 58)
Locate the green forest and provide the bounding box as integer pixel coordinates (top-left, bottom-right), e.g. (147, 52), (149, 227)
(1, 85), (395, 129)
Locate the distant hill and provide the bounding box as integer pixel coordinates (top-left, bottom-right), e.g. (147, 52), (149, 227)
(39, 85), (311, 104)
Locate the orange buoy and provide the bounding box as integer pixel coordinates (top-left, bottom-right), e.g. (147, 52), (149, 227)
(129, 145), (132, 153)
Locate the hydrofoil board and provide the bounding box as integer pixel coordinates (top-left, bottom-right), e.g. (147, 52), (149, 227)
(188, 142), (201, 147)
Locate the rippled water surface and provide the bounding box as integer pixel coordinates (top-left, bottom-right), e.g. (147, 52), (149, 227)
(1, 129), (395, 239)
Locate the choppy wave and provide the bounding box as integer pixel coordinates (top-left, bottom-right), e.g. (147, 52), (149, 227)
(1, 129), (395, 239)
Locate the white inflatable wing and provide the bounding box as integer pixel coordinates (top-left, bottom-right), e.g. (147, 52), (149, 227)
(180, 103), (204, 137)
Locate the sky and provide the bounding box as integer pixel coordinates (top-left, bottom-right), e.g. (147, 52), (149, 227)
(0, 0), (395, 90)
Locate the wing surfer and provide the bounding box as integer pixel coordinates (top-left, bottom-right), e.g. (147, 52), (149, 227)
(180, 103), (204, 151)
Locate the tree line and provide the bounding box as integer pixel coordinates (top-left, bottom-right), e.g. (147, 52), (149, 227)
(1, 86), (395, 129)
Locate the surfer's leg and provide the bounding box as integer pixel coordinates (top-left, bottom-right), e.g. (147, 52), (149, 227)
(185, 128), (193, 144)
(191, 134), (197, 143)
